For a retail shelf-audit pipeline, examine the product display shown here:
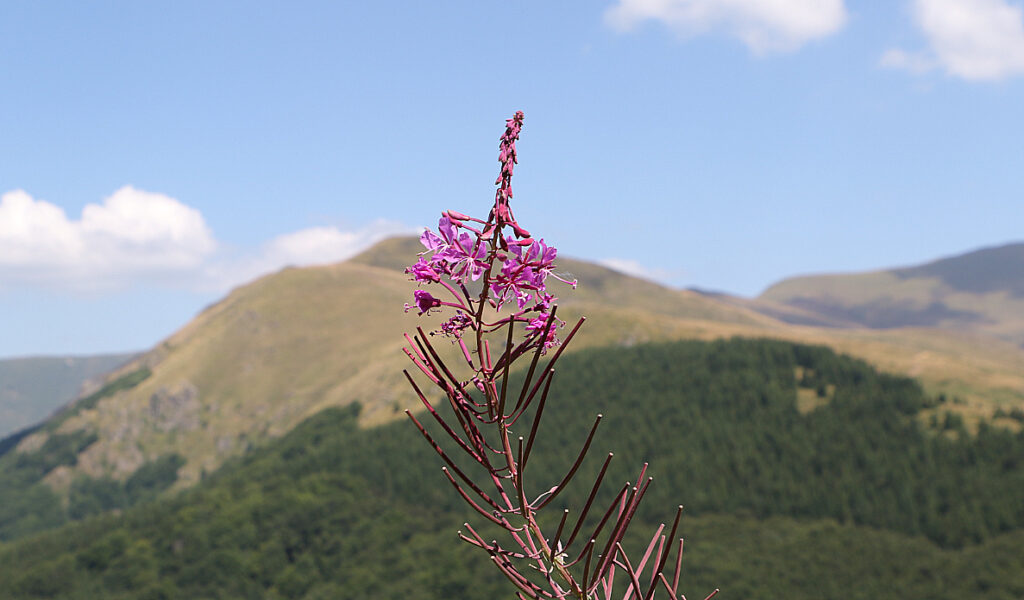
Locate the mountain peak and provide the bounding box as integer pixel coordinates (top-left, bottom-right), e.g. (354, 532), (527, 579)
(894, 241), (1024, 297)
(759, 241), (1024, 345)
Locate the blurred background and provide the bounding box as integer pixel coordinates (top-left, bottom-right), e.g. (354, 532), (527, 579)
(1, 2), (1022, 599)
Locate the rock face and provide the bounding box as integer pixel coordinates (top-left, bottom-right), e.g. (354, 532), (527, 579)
(148, 383), (201, 433)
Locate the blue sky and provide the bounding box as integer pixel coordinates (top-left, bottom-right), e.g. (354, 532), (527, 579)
(2, 0), (1023, 357)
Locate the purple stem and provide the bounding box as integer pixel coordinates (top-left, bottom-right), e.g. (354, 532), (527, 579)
(508, 316), (585, 426)
(520, 369), (554, 472)
(564, 452), (613, 549)
(403, 348), (440, 386)
(497, 319), (515, 420)
(569, 482), (629, 567)
(657, 573), (679, 600)
(535, 414), (603, 510)
(551, 508), (569, 556)
(613, 543), (644, 600)
(672, 538), (684, 593)
(403, 373), (484, 463)
(644, 505), (683, 600)
(626, 524), (665, 600)
(458, 338), (475, 369)
(579, 538), (596, 593)
(511, 309), (558, 411)
(441, 467), (504, 526)
(416, 327), (463, 394)
(403, 410), (501, 511)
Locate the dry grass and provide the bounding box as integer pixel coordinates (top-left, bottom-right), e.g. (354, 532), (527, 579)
(46, 237), (1024, 489)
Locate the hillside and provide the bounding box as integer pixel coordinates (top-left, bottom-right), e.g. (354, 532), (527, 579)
(1, 339), (1021, 599)
(358, 238), (1024, 424)
(0, 354), (135, 438)
(3, 236), (1023, 541)
(759, 242), (1024, 346)
(352, 237), (776, 327)
(7, 237), (781, 494)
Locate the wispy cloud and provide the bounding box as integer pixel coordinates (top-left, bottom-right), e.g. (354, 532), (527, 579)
(210, 219), (417, 291)
(0, 187), (416, 293)
(598, 257), (683, 285)
(604, 0), (848, 54)
(879, 48), (937, 74)
(883, 0), (1024, 80)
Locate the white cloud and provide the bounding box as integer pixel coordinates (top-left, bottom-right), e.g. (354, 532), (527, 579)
(0, 187), (418, 293)
(262, 224), (407, 267)
(0, 187), (215, 287)
(883, 0), (1024, 80)
(604, 0), (848, 54)
(211, 220), (417, 291)
(598, 257), (682, 285)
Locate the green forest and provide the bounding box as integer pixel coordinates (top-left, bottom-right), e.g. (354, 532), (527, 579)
(0, 338), (1022, 599)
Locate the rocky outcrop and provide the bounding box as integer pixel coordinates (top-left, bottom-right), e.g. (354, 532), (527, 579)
(148, 383), (201, 433)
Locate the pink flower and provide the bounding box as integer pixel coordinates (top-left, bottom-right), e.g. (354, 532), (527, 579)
(491, 257), (539, 309)
(525, 310), (562, 351)
(419, 216), (488, 283)
(405, 289), (442, 315)
(486, 237), (568, 310)
(406, 257), (441, 283)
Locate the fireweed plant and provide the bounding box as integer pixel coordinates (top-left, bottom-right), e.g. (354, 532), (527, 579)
(402, 112), (717, 600)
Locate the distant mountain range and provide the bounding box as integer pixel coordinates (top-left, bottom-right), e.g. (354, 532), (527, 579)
(756, 242), (1024, 346)
(4, 237), (1023, 502)
(0, 354), (136, 438)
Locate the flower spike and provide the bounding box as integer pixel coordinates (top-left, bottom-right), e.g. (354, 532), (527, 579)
(400, 112), (714, 599)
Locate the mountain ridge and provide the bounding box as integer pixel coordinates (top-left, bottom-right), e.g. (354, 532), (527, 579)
(5, 236), (1023, 509)
(758, 241), (1024, 345)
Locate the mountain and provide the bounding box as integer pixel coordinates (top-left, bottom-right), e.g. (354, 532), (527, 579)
(759, 242), (1024, 346)
(0, 354), (136, 438)
(352, 237), (776, 327)
(7, 237), (783, 493)
(3, 236), (1023, 531)
(1, 338), (1022, 599)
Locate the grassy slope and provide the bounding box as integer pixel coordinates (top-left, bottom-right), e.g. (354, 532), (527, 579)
(25, 262), (425, 488)
(362, 239), (1024, 423)
(11, 237), (1023, 495)
(759, 243), (1024, 347)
